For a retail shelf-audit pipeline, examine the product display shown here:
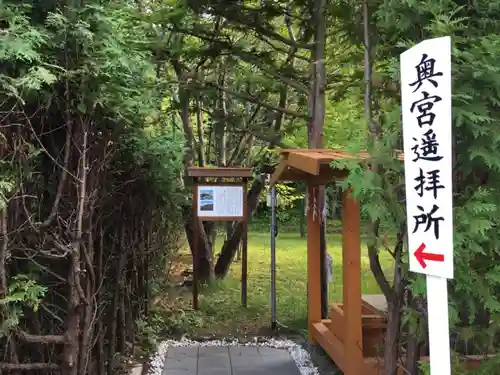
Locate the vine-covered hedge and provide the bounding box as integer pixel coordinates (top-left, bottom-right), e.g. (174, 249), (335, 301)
(0, 2), (184, 374)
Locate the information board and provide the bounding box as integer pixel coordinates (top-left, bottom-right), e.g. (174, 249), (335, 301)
(197, 185), (244, 220)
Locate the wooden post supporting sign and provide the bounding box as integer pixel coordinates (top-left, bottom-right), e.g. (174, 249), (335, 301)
(188, 167), (252, 310)
(241, 178), (248, 307)
(192, 178), (199, 310)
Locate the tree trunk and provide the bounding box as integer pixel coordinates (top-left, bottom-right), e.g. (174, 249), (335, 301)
(62, 124), (88, 375)
(308, 0), (327, 317)
(196, 96), (206, 167)
(384, 301), (401, 374)
(405, 329), (422, 374)
(404, 292), (425, 374)
(107, 227), (126, 375)
(184, 210), (214, 281)
(217, 65), (227, 167)
(384, 236), (405, 373)
(95, 223), (105, 375)
(78, 224), (94, 375)
(214, 175), (265, 277)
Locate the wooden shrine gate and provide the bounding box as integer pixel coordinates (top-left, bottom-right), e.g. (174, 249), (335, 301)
(269, 149), (404, 375)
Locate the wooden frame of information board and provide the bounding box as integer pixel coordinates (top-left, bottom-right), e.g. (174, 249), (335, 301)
(195, 183), (246, 221)
(187, 167), (252, 310)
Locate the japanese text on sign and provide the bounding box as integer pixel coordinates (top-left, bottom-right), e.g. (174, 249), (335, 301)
(401, 37), (454, 279)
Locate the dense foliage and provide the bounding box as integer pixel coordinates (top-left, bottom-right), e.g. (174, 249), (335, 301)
(0, 1), (184, 374)
(329, 0), (500, 373)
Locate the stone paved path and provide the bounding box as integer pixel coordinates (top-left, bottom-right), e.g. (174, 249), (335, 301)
(162, 346), (303, 375)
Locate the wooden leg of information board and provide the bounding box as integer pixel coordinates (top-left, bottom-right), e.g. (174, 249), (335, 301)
(192, 180), (199, 310)
(241, 178), (248, 307)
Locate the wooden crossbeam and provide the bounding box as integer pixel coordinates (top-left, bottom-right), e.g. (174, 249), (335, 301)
(187, 167), (253, 178)
(270, 148), (404, 186)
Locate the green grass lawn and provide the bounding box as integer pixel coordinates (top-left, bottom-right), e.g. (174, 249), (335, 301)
(161, 231), (394, 338)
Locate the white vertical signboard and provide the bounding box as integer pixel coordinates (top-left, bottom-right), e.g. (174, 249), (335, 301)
(401, 36), (453, 375)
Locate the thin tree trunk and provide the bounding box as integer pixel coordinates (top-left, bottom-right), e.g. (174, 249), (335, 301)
(174, 64), (212, 279)
(107, 227), (126, 374)
(78, 217), (94, 375)
(62, 124), (88, 375)
(196, 96), (206, 167)
(183, 211), (214, 281)
(362, 2), (408, 373)
(95, 222), (105, 375)
(405, 298), (423, 375)
(308, 0), (327, 318)
(0, 206), (21, 375)
(218, 65), (227, 167)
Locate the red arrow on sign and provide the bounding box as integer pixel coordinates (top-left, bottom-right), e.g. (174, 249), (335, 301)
(413, 242), (445, 269)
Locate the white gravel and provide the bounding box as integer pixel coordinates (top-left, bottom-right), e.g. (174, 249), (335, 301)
(146, 337), (320, 375)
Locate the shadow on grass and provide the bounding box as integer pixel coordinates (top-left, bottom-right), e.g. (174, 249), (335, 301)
(161, 232), (393, 338)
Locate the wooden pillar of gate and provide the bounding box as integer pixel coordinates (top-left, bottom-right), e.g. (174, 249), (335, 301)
(342, 189), (363, 374)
